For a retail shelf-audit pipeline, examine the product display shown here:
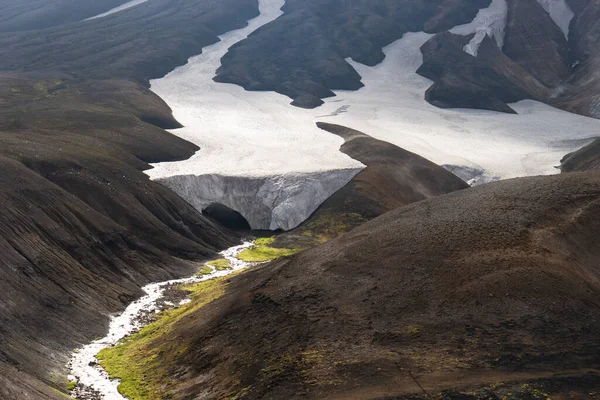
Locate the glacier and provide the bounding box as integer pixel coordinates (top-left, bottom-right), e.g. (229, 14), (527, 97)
(147, 0), (600, 232)
(154, 171), (360, 231)
(147, 0), (364, 231)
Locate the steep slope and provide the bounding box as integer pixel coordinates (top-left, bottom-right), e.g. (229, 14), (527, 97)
(553, 0), (600, 118)
(274, 123), (468, 248)
(103, 171), (600, 399)
(0, 75), (236, 398)
(416, 32), (550, 112)
(561, 138), (600, 171)
(503, 0), (572, 88)
(0, 0), (129, 32)
(0, 0), (260, 86)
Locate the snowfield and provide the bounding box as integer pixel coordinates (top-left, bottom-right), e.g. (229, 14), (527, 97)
(147, 0), (600, 230)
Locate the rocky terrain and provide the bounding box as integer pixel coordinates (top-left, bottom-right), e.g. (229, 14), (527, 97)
(0, 74), (237, 398)
(97, 171), (600, 399)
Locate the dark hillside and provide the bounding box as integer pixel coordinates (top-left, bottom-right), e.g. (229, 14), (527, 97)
(0, 74), (236, 397)
(121, 172), (600, 399)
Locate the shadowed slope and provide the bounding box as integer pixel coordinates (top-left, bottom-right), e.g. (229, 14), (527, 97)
(0, 75), (236, 398)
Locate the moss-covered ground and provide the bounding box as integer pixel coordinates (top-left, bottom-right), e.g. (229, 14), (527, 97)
(237, 237), (301, 262)
(208, 258), (232, 270)
(97, 275), (236, 399)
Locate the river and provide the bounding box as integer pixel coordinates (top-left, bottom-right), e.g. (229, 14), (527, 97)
(68, 241), (255, 400)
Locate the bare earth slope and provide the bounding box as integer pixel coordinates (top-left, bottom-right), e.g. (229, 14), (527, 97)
(0, 0), (129, 32)
(562, 138), (600, 172)
(274, 123), (468, 248)
(0, 0), (259, 86)
(0, 75), (236, 398)
(127, 171), (600, 399)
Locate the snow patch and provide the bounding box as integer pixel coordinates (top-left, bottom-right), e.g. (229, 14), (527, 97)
(86, 0), (147, 20)
(451, 0), (508, 56)
(536, 0), (574, 39)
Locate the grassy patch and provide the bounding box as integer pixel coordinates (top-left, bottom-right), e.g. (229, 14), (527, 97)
(196, 265), (213, 276)
(208, 258), (231, 271)
(237, 237), (301, 262)
(97, 275), (235, 399)
(67, 381), (77, 391)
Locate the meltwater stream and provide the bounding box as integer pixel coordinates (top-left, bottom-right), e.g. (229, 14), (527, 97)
(68, 241), (255, 400)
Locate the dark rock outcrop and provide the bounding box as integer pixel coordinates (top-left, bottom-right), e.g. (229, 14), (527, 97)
(417, 32), (549, 113)
(120, 171), (600, 399)
(214, 0), (491, 108)
(0, 75), (237, 398)
(274, 123), (468, 248)
(552, 0), (600, 118)
(503, 0), (572, 88)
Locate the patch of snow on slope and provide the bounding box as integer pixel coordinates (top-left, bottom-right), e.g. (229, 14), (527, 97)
(86, 0), (147, 20)
(147, 0), (363, 231)
(451, 0), (508, 56)
(536, 0), (574, 39)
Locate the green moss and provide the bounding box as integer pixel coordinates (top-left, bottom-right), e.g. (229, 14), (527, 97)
(208, 258), (232, 271)
(196, 265), (213, 276)
(97, 275), (234, 399)
(238, 237), (301, 262)
(67, 381), (77, 392)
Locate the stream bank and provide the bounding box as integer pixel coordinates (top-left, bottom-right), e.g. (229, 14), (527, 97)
(68, 241), (256, 400)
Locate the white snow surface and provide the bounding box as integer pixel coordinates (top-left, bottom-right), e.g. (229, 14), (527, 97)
(148, 0), (599, 230)
(86, 0), (147, 20)
(69, 241), (256, 400)
(536, 0), (574, 38)
(147, 0), (363, 231)
(450, 0), (508, 56)
(319, 31), (599, 183)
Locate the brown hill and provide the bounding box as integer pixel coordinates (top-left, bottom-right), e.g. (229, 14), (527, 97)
(121, 171), (600, 399)
(562, 138), (600, 172)
(274, 123), (468, 248)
